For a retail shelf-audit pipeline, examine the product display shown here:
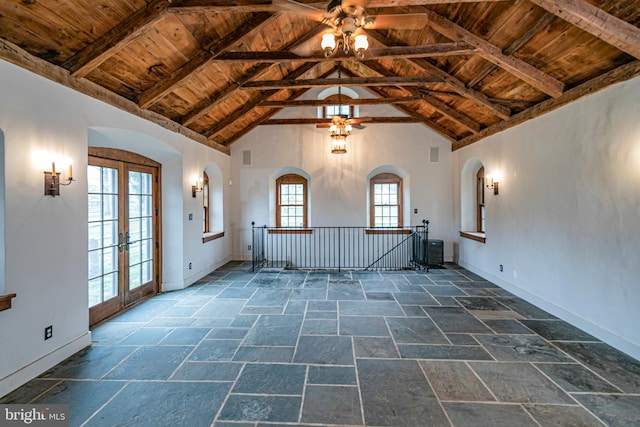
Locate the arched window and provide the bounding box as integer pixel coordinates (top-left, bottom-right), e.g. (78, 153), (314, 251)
(202, 163), (224, 242)
(323, 94), (354, 119)
(276, 174), (308, 228)
(202, 171), (210, 233)
(476, 167), (485, 233)
(370, 173), (403, 227)
(460, 158), (486, 243)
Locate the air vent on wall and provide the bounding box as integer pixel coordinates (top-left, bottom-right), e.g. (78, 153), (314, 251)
(242, 150), (252, 166)
(430, 147), (439, 163)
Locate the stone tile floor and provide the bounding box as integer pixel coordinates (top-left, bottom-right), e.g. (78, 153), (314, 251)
(2, 262), (640, 426)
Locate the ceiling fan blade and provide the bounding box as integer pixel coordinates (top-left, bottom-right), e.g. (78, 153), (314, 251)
(272, 0), (326, 22)
(366, 14), (428, 30)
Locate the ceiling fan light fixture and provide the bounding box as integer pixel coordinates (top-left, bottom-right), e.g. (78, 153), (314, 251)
(354, 34), (368, 59)
(330, 134), (348, 154)
(321, 33), (337, 56)
(329, 115), (351, 154)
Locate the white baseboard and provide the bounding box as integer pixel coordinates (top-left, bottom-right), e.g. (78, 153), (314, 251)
(458, 260), (640, 361)
(0, 332), (92, 398)
(162, 255), (234, 292)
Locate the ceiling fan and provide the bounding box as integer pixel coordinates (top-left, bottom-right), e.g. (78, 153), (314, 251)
(273, 0), (428, 58)
(316, 66), (367, 132)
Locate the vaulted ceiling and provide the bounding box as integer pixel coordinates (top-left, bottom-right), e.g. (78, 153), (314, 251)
(1, 0), (639, 155)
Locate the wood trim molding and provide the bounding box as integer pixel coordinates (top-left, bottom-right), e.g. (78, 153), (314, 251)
(365, 229), (412, 235)
(203, 231), (224, 243)
(460, 231), (486, 243)
(89, 147), (161, 167)
(0, 293), (17, 312)
(268, 229), (313, 235)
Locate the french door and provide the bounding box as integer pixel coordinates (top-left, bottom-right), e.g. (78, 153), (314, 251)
(88, 151), (160, 326)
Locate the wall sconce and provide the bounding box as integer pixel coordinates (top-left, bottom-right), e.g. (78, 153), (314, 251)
(44, 162), (74, 197)
(192, 177), (203, 198)
(485, 175), (499, 195)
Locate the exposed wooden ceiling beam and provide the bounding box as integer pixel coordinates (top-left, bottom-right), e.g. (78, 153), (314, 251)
(0, 37), (230, 155)
(241, 76), (441, 89)
(336, 67), (459, 141)
(422, 9), (565, 97)
(468, 13), (557, 88)
(138, 12), (276, 109)
(211, 43), (477, 63)
(366, 30), (511, 119)
(264, 117), (422, 125)
(528, 0), (640, 59)
(63, 0), (172, 78)
(220, 82), (327, 146)
(180, 26), (325, 127)
(205, 62), (322, 138)
(259, 94), (533, 109)
(453, 60), (640, 150)
(360, 60), (481, 134)
(171, 0), (509, 14)
(170, 0), (275, 14)
(259, 97), (423, 107)
(414, 89), (535, 109)
(182, 63), (274, 126)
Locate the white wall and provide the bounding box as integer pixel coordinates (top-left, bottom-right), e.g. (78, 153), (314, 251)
(230, 120), (456, 261)
(0, 130), (5, 295)
(453, 75), (640, 360)
(0, 59), (232, 396)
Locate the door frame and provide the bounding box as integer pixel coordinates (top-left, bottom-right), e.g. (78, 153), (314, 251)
(88, 147), (162, 326)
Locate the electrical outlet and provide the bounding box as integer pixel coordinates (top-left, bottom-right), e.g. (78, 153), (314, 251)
(44, 325), (53, 340)
(248, 245), (252, 251)
(188, 213), (193, 221)
(499, 264), (503, 272)
(189, 262), (192, 270)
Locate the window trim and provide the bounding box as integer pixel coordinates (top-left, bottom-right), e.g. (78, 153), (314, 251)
(203, 171), (210, 234)
(202, 231), (224, 243)
(460, 231), (486, 243)
(476, 166), (485, 233)
(276, 173), (308, 228)
(0, 293), (16, 312)
(370, 173), (403, 228)
(323, 94), (355, 119)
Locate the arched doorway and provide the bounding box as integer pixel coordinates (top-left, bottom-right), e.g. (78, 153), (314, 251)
(88, 147), (161, 325)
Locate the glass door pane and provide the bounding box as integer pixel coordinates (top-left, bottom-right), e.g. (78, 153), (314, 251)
(88, 164), (119, 308)
(127, 170), (154, 291)
(88, 152), (159, 326)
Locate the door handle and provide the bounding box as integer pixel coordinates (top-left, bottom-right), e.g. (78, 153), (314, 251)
(118, 232), (131, 251)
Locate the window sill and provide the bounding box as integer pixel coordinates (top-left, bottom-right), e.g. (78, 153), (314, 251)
(0, 293), (17, 312)
(366, 228), (412, 235)
(460, 231), (486, 243)
(203, 231), (224, 243)
(269, 228), (313, 235)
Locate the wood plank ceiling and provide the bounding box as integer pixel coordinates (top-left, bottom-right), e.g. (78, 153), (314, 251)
(1, 0), (639, 154)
